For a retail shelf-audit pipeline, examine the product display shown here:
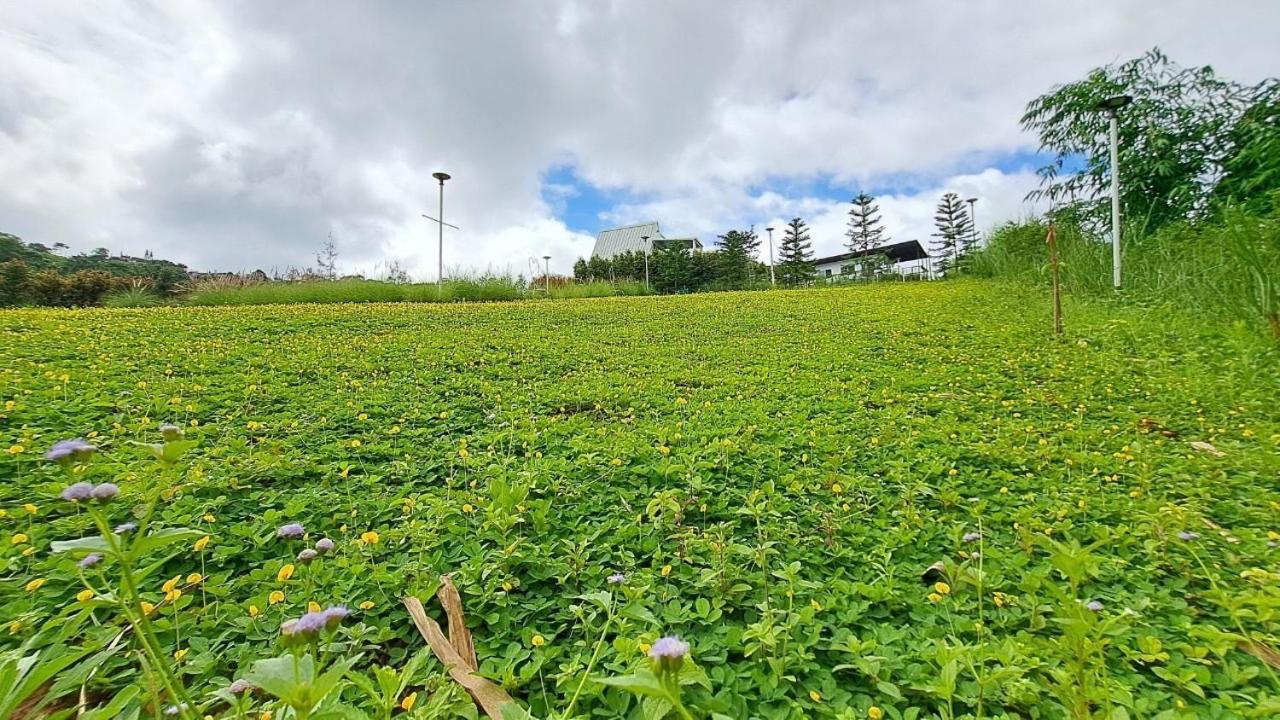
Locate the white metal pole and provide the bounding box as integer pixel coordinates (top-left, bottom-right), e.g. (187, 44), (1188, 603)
(766, 228), (776, 287)
(1109, 112), (1122, 289)
(437, 178), (445, 298)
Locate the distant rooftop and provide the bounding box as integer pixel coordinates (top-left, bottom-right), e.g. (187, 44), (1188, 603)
(591, 222), (701, 259)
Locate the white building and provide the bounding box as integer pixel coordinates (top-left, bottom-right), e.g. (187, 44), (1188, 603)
(591, 221), (702, 259)
(813, 240), (934, 281)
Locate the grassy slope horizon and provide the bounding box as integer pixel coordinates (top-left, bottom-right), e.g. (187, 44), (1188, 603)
(3, 279), (1279, 717)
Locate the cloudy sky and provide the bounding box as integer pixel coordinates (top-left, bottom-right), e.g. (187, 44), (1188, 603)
(2, 2), (1277, 278)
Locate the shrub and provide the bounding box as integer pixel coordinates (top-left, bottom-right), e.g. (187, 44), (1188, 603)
(103, 286), (162, 308)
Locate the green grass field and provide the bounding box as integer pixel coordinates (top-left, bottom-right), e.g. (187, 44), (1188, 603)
(3, 281), (1279, 719)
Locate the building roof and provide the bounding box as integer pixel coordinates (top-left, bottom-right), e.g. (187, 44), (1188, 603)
(591, 222), (666, 259)
(813, 239), (930, 266)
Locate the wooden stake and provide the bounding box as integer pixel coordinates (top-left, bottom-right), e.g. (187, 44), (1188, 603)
(1046, 223), (1063, 335)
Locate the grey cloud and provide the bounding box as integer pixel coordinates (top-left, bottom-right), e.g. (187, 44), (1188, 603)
(1, 1), (1277, 276)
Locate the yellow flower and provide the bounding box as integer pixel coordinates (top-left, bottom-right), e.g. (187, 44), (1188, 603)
(458, 447), (470, 459)
(360, 531), (380, 544)
(194, 535), (211, 551)
(349, 439), (361, 448)
(639, 642), (651, 654)
(7, 621), (21, 634)
(260, 712), (271, 720)
(186, 573), (203, 585)
(359, 600), (375, 610)
(11, 533), (29, 545)
(934, 582), (951, 595)
(831, 483), (842, 494)
(531, 634), (545, 647)
(165, 588), (182, 603)
(7, 445), (24, 455)
(809, 690), (822, 703)
(268, 590), (285, 605)
(277, 564), (295, 582)
(869, 707), (884, 720)
(308, 601), (322, 613)
(76, 589), (95, 603)
(162, 575), (181, 593)
(141, 601), (156, 615)
(202, 513), (216, 523)
(23, 503), (37, 514)
(174, 648), (189, 662)
(661, 564), (672, 577)
(461, 504), (474, 514)
(249, 604), (261, 618)
(25, 578), (45, 592)
(811, 599), (822, 611)
(928, 592), (943, 603)
(610, 458), (622, 467)
(400, 692), (418, 712)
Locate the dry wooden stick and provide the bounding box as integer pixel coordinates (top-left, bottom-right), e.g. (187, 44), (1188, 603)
(402, 585), (517, 718)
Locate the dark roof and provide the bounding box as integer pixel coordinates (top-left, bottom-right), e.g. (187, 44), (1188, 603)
(814, 240), (929, 265)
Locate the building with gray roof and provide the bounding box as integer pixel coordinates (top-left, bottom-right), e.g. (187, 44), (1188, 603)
(590, 222), (702, 259)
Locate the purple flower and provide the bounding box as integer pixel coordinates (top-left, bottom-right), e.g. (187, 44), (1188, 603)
(276, 523), (305, 539)
(60, 482), (95, 502)
(962, 532), (982, 543)
(158, 423), (184, 441)
(649, 635), (689, 659)
(79, 553), (103, 569)
(228, 679), (254, 695)
(321, 605), (349, 629)
(1085, 600), (1104, 612)
(284, 605), (349, 637)
(315, 538), (335, 553)
(608, 572), (627, 585)
(114, 522), (137, 534)
(297, 548), (318, 564)
(1178, 531), (1200, 540)
(45, 439), (96, 463)
(90, 483), (119, 502)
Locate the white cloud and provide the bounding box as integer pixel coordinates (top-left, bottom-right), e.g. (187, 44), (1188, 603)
(0, 1), (1276, 276)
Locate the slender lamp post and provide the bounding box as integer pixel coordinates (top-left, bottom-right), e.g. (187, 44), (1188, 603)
(431, 171), (451, 297)
(640, 234), (651, 289)
(765, 226), (776, 287)
(542, 255), (552, 294)
(964, 197), (978, 250)
(1093, 95), (1132, 289)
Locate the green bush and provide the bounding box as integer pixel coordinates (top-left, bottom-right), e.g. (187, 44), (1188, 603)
(969, 205), (1280, 337)
(103, 287), (162, 308)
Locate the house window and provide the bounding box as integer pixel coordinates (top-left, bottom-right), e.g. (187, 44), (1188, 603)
(824, 269), (832, 277)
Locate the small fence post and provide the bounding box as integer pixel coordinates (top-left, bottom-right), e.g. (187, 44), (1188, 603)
(1046, 223), (1063, 336)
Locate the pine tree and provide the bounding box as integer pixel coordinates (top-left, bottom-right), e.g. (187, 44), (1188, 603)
(776, 217), (815, 287)
(714, 229), (761, 289)
(652, 243), (694, 294)
(845, 192), (886, 253)
(931, 193), (973, 273)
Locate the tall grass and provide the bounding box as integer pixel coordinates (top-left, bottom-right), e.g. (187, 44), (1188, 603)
(184, 277), (650, 307)
(969, 206), (1280, 337)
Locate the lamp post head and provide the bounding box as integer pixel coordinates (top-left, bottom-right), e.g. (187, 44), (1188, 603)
(542, 255), (551, 261)
(432, 172), (451, 183)
(1092, 95), (1133, 113)
(765, 226), (774, 233)
(965, 197), (978, 204)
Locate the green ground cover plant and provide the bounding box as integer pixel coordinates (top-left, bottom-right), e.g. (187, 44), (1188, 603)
(1, 280), (1278, 718)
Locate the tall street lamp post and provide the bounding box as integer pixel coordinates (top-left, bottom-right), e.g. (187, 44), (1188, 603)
(431, 171), (451, 298)
(765, 226), (776, 287)
(965, 197), (978, 250)
(542, 255), (552, 294)
(1093, 95), (1132, 289)
(640, 234), (651, 289)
